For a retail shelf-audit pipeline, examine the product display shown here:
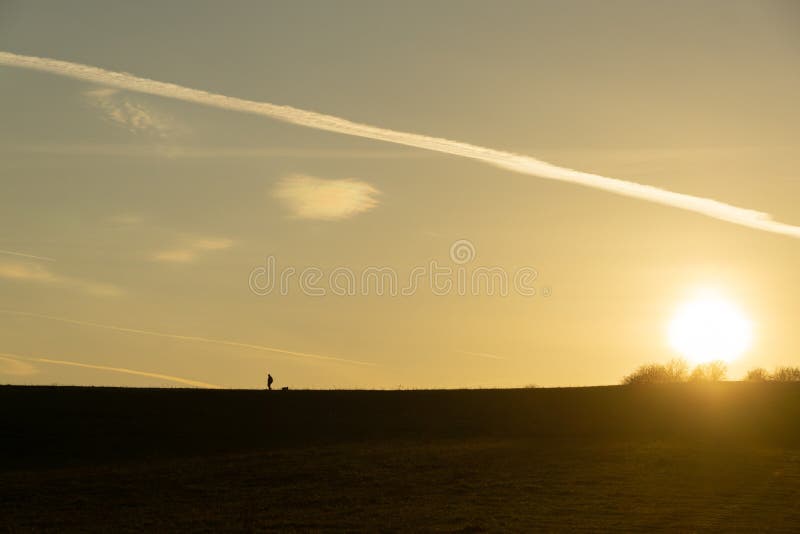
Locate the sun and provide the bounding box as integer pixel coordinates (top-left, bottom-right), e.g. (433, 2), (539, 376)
(668, 293), (753, 365)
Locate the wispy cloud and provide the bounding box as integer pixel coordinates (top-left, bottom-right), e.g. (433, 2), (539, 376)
(273, 174), (380, 221)
(1, 51), (798, 238)
(0, 352), (220, 388)
(84, 87), (175, 137)
(0, 310), (375, 367)
(10, 144), (426, 160)
(0, 261), (55, 282)
(455, 349), (508, 361)
(0, 249), (55, 262)
(0, 261), (123, 297)
(108, 213), (144, 226)
(151, 237), (234, 263)
(0, 354), (38, 376)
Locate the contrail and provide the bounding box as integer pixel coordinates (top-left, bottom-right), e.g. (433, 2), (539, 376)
(0, 309), (374, 367)
(0, 249), (55, 262)
(0, 351), (221, 388)
(1, 51), (798, 238)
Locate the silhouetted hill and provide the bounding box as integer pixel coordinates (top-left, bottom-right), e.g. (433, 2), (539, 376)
(5, 383), (800, 531)
(4, 382), (800, 468)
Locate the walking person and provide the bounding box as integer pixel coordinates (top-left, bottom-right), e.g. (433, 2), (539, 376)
(267, 373), (274, 390)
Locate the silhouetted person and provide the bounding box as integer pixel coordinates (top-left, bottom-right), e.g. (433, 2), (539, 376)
(267, 373), (274, 390)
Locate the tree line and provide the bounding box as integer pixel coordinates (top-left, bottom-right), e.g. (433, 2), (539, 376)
(622, 359), (800, 385)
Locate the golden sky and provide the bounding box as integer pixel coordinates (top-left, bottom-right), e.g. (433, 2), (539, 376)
(0, 1), (798, 388)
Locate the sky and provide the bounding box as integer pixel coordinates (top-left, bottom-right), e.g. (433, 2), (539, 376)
(0, 0), (798, 389)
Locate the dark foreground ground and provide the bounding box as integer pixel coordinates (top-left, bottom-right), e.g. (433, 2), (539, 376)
(3, 384), (800, 532)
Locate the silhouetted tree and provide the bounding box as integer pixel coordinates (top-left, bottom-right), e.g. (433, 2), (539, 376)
(623, 364), (667, 385)
(744, 367), (770, 381)
(772, 366), (800, 382)
(622, 358), (729, 385)
(689, 360), (727, 382)
(622, 359), (689, 385)
(665, 358), (689, 382)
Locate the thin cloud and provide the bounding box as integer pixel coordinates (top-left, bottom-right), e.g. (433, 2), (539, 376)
(193, 238), (234, 251)
(1, 51), (798, 238)
(455, 349), (508, 361)
(0, 249), (55, 262)
(0, 354), (38, 376)
(273, 174), (380, 221)
(84, 87), (175, 137)
(0, 352), (220, 388)
(108, 214), (144, 226)
(0, 261), (124, 297)
(0, 261), (55, 282)
(10, 144), (426, 160)
(151, 237), (234, 263)
(0, 309), (376, 367)
(151, 248), (198, 263)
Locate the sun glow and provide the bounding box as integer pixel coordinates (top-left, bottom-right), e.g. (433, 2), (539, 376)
(668, 293), (753, 365)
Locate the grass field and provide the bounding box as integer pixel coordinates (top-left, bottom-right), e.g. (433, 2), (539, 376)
(3, 383), (800, 531)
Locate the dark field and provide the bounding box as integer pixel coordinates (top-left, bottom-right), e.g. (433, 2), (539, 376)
(3, 384), (800, 531)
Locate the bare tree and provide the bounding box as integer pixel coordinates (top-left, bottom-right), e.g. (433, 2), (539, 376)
(744, 368), (770, 381)
(622, 358), (727, 385)
(622, 359), (689, 385)
(689, 360), (727, 382)
(772, 367), (800, 382)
